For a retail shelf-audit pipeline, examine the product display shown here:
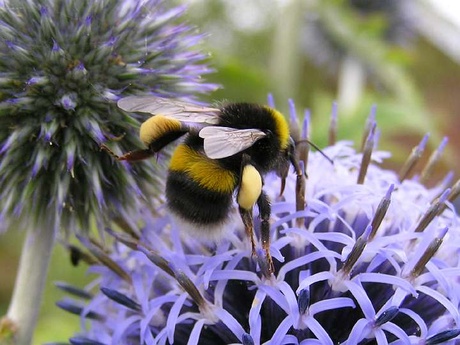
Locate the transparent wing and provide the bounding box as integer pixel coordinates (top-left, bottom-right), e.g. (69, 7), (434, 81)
(199, 126), (267, 159)
(117, 96), (221, 124)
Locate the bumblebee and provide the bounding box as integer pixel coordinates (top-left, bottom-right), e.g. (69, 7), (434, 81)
(105, 96), (305, 274)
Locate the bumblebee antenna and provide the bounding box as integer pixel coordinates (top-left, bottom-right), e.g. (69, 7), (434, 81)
(296, 139), (334, 165)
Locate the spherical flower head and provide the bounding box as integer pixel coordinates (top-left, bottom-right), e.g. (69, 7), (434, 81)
(57, 103), (460, 344)
(0, 0), (217, 233)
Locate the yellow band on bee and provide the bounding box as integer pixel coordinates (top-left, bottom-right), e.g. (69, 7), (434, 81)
(237, 164), (262, 210)
(139, 115), (182, 146)
(169, 144), (237, 193)
(264, 106), (290, 150)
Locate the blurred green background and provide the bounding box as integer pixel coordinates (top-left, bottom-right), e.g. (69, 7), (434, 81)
(2, 0), (460, 343)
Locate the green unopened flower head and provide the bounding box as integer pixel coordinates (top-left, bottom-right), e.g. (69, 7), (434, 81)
(0, 0), (217, 233)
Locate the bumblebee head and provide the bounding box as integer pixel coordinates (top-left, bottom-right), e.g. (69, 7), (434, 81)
(274, 136), (297, 172)
(287, 136), (297, 155)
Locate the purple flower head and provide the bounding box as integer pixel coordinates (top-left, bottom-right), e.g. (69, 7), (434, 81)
(57, 101), (460, 344)
(0, 0), (217, 233)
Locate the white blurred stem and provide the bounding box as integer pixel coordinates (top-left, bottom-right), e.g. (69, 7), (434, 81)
(7, 225), (55, 345)
(414, 0), (460, 64)
(269, 0), (303, 102)
(337, 54), (365, 114)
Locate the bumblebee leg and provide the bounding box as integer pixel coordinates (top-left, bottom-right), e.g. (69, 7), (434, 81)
(114, 128), (188, 162)
(236, 157), (274, 273)
(279, 178), (286, 197)
(101, 144), (155, 161)
(288, 142), (306, 225)
(239, 207), (257, 256)
(277, 159), (290, 197)
(257, 190), (274, 274)
(101, 116), (189, 162)
(120, 149), (155, 161)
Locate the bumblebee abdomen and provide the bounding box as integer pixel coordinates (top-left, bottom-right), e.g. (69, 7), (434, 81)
(166, 170), (233, 225)
(139, 115), (182, 146)
(167, 143), (237, 226)
(169, 143), (237, 193)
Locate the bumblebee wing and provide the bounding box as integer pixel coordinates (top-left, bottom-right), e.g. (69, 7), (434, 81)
(199, 126), (267, 159)
(117, 96), (221, 124)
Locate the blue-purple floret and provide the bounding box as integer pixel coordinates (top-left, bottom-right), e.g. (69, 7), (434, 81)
(57, 118), (460, 344)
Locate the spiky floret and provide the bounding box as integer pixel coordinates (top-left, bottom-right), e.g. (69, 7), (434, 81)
(57, 102), (460, 344)
(0, 0), (216, 232)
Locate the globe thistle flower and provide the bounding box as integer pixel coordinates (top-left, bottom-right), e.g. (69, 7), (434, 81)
(56, 101), (460, 344)
(0, 0), (216, 234)
(0, 1), (216, 343)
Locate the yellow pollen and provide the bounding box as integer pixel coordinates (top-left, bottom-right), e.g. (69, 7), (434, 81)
(237, 164), (262, 210)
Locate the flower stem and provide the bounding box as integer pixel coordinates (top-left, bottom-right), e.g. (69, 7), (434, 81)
(337, 54), (365, 114)
(6, 225), (55, 345)
(269, 0), (303, 102)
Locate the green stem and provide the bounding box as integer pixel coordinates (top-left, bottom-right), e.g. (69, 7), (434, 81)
(6, 225), (55, 345)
